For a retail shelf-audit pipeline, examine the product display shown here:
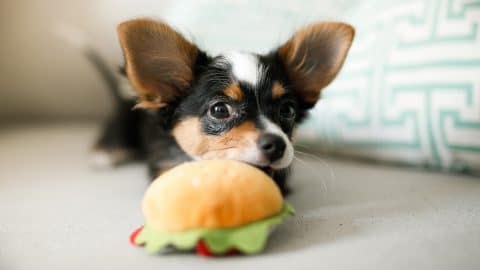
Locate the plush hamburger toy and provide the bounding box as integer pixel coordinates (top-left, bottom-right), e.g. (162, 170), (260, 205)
(130, 159), (294, 256)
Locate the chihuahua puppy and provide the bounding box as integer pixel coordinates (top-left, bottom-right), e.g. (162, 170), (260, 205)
(91, 18), (354, 195)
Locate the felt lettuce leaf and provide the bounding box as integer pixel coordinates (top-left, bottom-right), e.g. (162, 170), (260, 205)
(135, 203), (294, 255)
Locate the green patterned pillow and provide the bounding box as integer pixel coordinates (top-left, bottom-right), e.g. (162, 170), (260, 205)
(299, 0), (480, 174)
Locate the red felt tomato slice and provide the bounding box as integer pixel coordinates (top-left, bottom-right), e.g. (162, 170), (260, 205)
(195, 240), (240, 257)
(129, 226), (144, 246)
(196, 240), (214, 256)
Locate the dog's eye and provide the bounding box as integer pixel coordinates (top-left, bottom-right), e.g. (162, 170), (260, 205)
(279, 102), (296, 120)
(208, 102), (232, 119)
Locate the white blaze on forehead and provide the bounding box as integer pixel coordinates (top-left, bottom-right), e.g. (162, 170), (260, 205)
(222, 51), (263, 86)
(260, 116), (294, 169)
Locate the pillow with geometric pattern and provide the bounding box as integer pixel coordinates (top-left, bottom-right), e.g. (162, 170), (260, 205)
(298, 0), (480, 175)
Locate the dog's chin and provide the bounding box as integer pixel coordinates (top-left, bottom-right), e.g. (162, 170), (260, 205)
(256, 166), (274, 177)
(192, 155), (285, 177)
(251, 159), (292, 177)
(243, 158), (290, 177)
(244, 161), (277, 177)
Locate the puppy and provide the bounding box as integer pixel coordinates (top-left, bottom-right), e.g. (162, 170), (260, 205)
(91, 18), (354, 195)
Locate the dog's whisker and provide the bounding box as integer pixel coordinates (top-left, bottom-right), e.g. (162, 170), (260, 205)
(293, 149), (336, 191)
(294, 149), (336, 182)
(293, 143), (317, 150)
(293, 155), (329, 193)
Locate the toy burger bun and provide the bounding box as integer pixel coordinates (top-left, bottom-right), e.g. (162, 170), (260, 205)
(131, 159), (294, 256)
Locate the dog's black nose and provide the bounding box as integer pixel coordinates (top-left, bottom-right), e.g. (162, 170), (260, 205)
(257, 133), (286, 162)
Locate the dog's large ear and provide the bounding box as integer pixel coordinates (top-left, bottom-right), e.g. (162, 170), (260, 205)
(277, 22), (354, 108)
(117, 19), (202, 109)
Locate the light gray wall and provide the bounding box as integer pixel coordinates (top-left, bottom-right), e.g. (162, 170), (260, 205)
(0, 0), (172, 122)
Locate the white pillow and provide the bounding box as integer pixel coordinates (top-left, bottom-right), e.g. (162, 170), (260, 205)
(160, 0), (350, 55)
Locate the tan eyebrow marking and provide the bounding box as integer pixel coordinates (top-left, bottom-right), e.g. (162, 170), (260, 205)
(272, 82), (286, 99)
(223, 83), (244, 101)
